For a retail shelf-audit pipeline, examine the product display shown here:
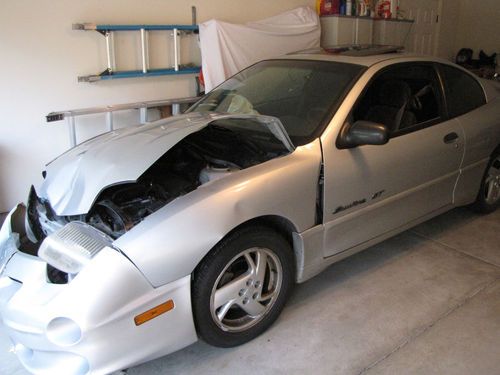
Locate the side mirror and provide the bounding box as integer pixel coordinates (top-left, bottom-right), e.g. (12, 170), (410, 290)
(337, 120), (389, 149)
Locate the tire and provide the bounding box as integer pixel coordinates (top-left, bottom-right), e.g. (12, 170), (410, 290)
(472, 151), (500, 213)
(192, 225), (294, 347)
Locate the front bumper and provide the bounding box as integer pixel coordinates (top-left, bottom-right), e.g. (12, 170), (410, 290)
(0, 206), (198, 375)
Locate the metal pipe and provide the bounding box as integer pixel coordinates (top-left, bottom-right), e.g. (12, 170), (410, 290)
(192, 6), (197, 25)
(141, 28), (148, 73)
(172, 103), (180, 115)
(139, 107), (147, 124)
(110, 32), (116, 71)
(67, 116), (77, 147)
(105, 32), (113, 72)
(105, 31), (113, 72)
(173, 28), (179, 71)
(106, 111), (114, 131)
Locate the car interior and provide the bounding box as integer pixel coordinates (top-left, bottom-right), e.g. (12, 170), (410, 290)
(353, 65), (441, 135)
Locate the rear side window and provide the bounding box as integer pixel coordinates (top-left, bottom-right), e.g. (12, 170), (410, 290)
(439, 64), (486, 118)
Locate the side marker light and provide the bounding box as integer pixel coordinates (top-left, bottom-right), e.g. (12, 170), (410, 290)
(134, 300), (175, 326)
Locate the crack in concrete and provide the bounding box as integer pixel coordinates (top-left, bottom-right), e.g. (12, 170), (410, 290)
(358, 226), (500, 374)
(411, 230), (500, 269)
(357, 277), (499, 375)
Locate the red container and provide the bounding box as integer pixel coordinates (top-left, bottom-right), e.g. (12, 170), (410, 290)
(320, 0), (340, 15)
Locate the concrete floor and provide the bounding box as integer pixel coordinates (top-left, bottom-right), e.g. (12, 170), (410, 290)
(1, 207), (499, 375)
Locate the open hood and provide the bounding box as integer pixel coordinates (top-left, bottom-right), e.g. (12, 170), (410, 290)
(38, 112), (293, 216)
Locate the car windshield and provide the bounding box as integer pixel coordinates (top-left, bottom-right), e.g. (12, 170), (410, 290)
(189, 59), (364, 146)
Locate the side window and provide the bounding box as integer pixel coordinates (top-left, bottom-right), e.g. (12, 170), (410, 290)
(352, 64), (442, 135)
(439, 64), (486, 118)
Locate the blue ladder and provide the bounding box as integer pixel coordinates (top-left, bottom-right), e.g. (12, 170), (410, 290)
(74, 10), (200, 82)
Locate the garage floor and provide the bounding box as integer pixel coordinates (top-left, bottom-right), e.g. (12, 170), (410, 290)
(1, 207), (499, 375)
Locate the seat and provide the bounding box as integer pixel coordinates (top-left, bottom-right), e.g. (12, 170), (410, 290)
(365, 80), (417, 132)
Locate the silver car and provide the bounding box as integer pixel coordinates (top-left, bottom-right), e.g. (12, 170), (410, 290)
(1, 47), (500, 375)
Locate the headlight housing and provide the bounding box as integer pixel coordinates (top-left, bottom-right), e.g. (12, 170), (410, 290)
(39, 221), (113, 274)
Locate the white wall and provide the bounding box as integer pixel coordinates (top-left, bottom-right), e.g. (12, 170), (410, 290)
(0, 0), (315, 212)
(437, 0), (500, 60)
(436, 0), (461, 60)
(453, 0), (500, 58)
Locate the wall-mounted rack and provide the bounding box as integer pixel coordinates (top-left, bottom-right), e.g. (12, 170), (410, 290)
(74, 7), (201, 82)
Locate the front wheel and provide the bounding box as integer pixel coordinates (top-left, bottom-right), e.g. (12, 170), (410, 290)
(472, 152), (500, 213)
(192, 225), (294, 347)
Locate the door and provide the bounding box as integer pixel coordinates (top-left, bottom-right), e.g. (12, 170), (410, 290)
(321, 62), (464, 257)
(401, 0), (441, 55)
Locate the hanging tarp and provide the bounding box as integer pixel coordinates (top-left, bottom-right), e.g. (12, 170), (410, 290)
(199, 6), (321, 92)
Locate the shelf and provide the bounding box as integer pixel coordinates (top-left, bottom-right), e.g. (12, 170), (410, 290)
(320, 14), (414, 23)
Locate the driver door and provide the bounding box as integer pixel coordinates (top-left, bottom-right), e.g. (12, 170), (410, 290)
(321, 62), (464, 257)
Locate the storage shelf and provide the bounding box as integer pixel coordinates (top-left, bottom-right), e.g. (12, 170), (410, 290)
(320, 15), (414, 23)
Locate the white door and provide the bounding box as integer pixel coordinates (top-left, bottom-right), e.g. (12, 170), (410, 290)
(400, 0), (441, 55)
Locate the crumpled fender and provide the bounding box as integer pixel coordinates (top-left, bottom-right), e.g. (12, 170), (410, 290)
(114, 139), (322, 287)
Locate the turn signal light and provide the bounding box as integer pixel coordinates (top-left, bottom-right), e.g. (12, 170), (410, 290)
(134, 300), (175, 326)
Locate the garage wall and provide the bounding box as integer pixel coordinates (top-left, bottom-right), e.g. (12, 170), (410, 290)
(453, 0), (500, 58)
(436, 0), (461, 60)
(0, 0), (315, 212)
(437, 0), (500, 60)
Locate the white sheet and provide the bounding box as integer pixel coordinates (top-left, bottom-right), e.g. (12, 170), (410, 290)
(199, 7), (321, 92)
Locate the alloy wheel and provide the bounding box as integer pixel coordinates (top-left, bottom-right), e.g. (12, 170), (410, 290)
(210, 247), (283, 332)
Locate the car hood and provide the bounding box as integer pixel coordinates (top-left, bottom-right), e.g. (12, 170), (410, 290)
(38, 112), (293, 216)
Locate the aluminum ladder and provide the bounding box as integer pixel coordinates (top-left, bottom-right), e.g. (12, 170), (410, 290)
(46, 96), (200, 148)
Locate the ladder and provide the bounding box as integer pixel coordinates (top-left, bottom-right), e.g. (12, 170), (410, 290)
(46, 96), (200, 148)
(74, 7), (200, 82)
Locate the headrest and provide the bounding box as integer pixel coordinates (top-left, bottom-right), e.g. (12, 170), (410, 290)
(378, 80), (412, 107)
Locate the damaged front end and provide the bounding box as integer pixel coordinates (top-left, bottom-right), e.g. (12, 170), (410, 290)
(0, 112), (295, 374)
(30, 113), (292, 240)
(0, 205), (29, 276)
(8, 113), (292, 286)
(0, 205), (198, 375)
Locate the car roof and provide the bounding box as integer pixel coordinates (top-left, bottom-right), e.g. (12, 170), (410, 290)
(283, 45), (499, 102)
(283, 45), (450, 67)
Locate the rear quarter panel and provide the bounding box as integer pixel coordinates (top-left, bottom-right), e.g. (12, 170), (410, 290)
(454, 94), (500, 205)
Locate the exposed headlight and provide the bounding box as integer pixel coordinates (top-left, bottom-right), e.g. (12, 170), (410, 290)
(46, 317), (82, 347)
(39, 221), (113, 274)
(0, 207), (20, 276)
(0, 235), (19, 276)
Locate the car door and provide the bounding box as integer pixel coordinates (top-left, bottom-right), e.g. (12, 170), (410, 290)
(437, 63), (498, 206)
(321, 62), (465, 257)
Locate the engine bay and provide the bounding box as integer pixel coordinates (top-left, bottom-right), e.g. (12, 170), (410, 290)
(28, 120), (289, 242)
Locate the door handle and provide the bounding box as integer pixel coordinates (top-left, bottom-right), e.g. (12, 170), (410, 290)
(443, 132), (459, 144)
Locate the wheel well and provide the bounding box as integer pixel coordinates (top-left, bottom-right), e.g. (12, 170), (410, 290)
(227, 215), (298, 247)
(193, 215), (299, 279)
